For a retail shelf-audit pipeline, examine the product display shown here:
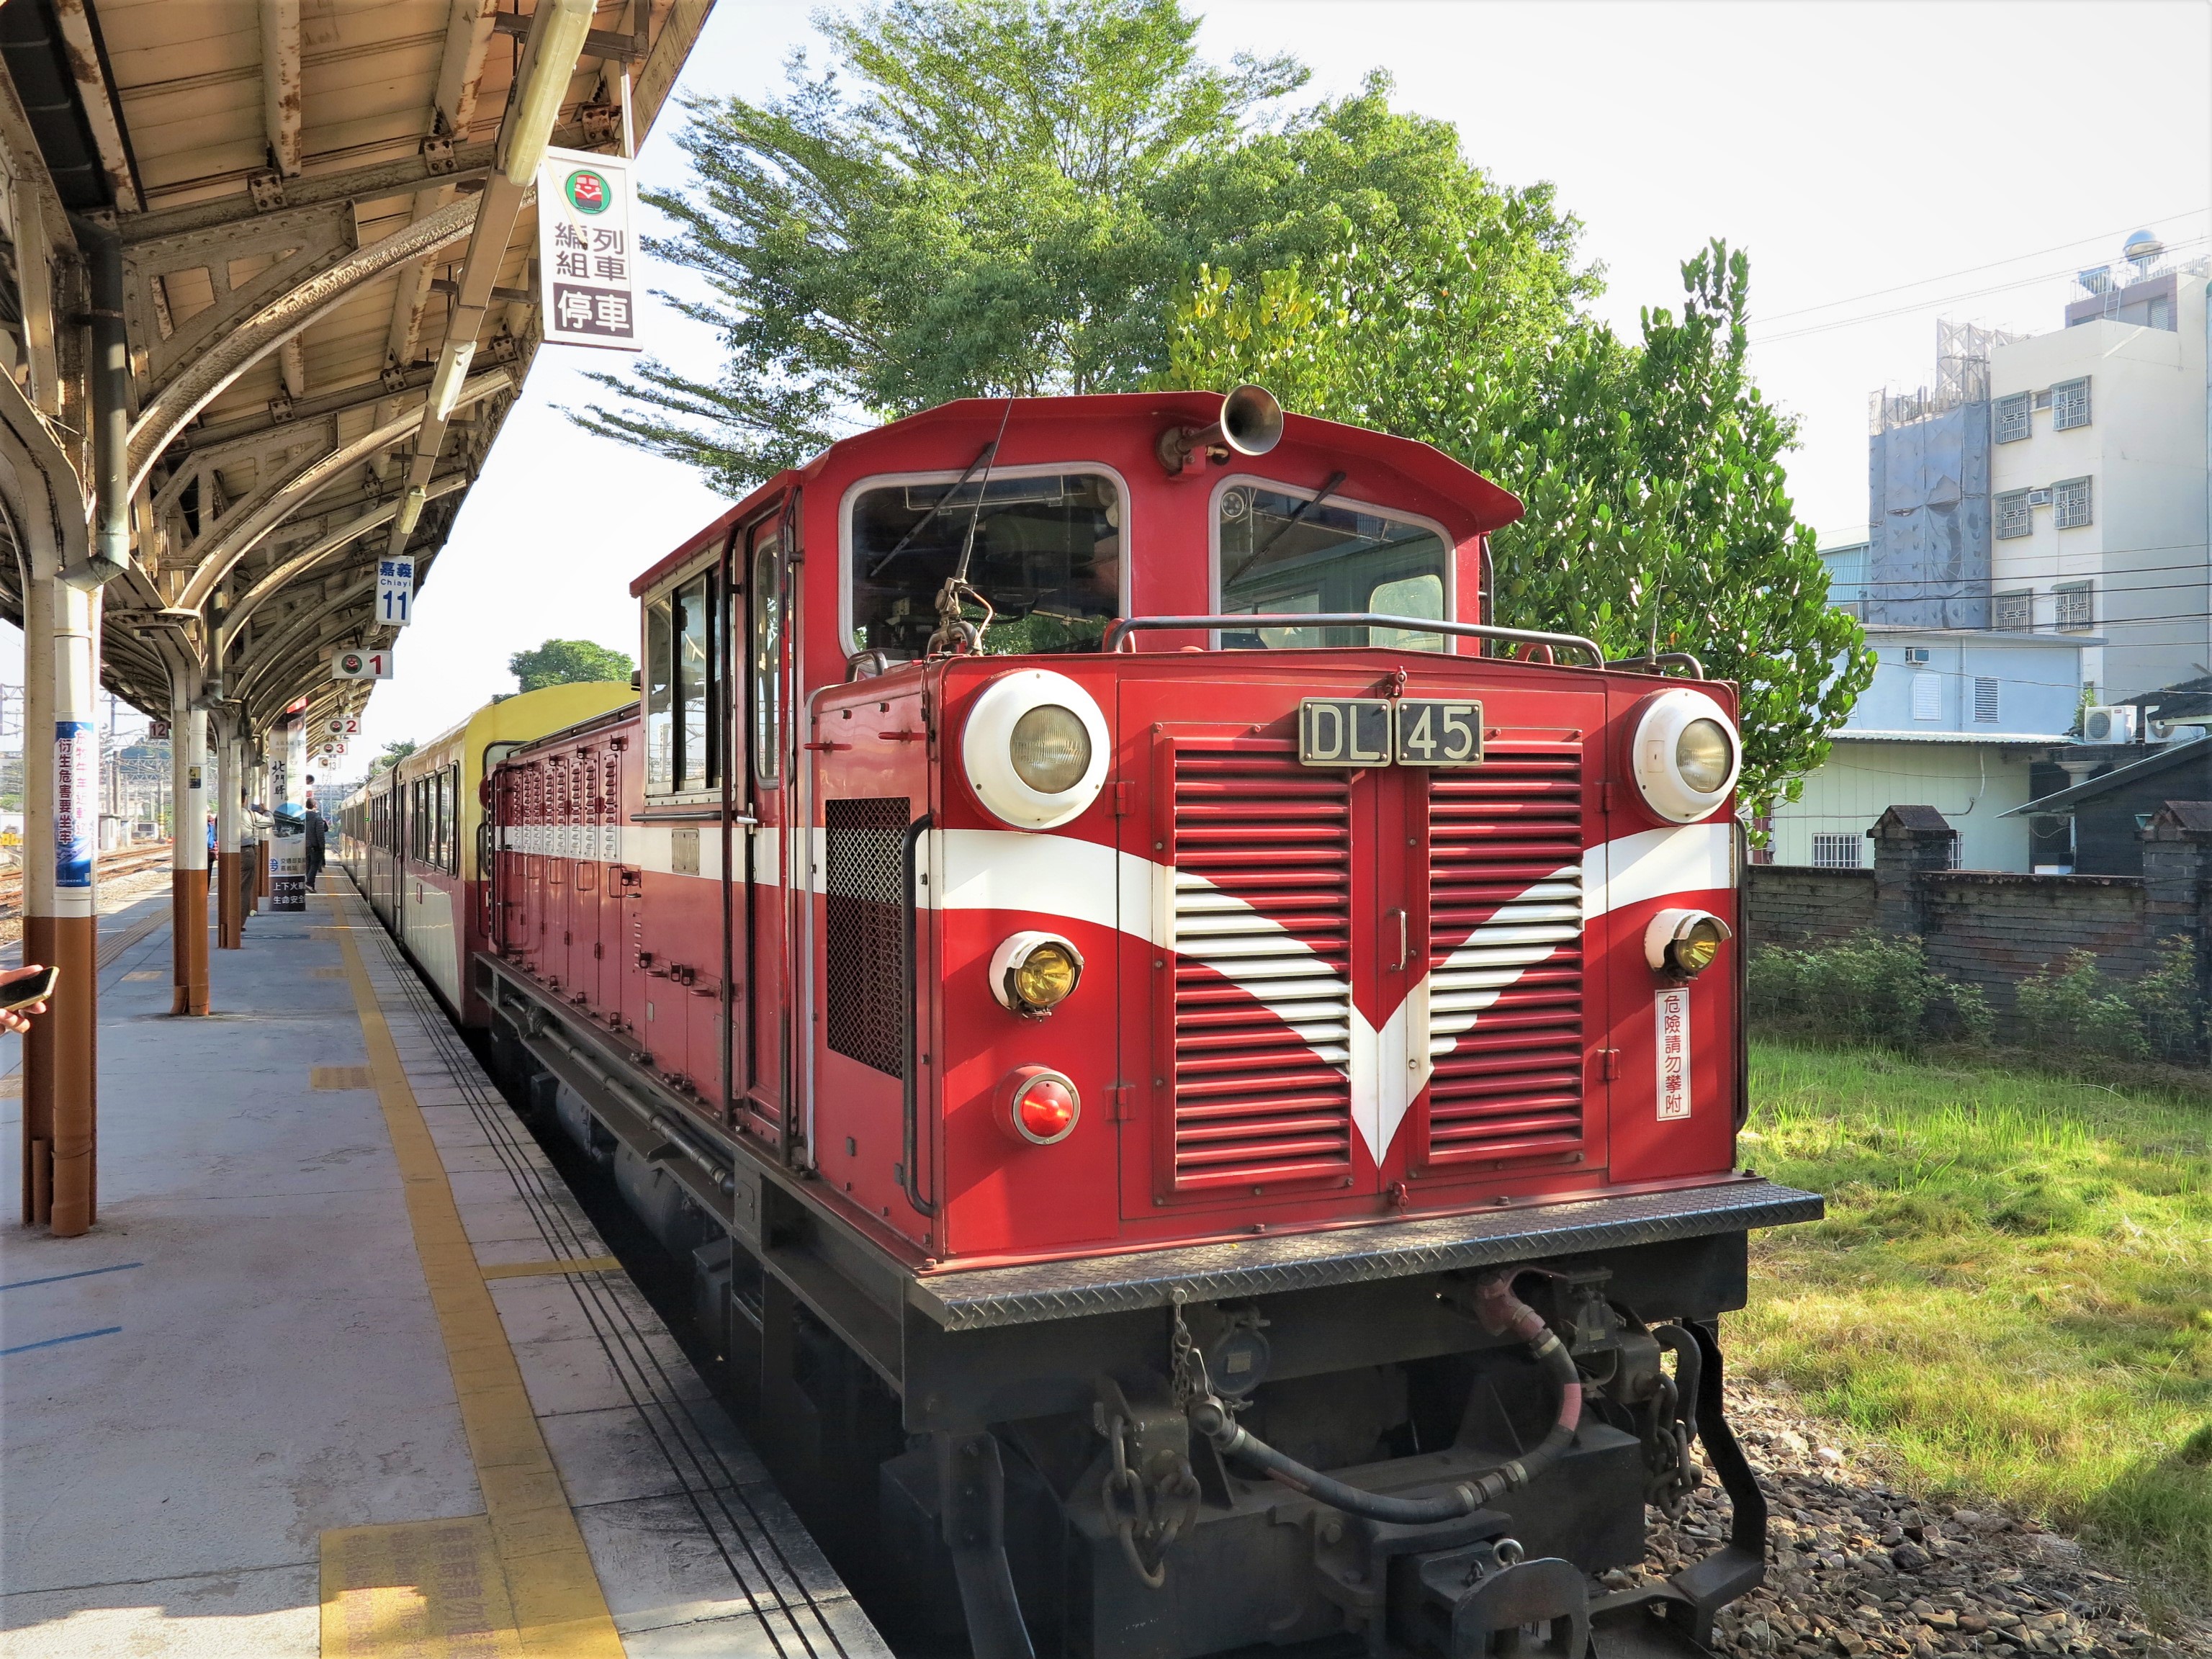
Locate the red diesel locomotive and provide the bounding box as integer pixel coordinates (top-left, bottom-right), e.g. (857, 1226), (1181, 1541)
(468, 388), (1819, 1659)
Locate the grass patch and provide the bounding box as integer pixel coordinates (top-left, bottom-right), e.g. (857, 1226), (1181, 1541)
(1732, 1038), (2212, 1592)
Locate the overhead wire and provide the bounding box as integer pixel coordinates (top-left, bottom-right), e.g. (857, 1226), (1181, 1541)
(1748, 210), (2211, 327)
(1753, 234), (2211, 343)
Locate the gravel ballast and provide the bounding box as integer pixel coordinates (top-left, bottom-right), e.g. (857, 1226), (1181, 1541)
(1610, 1382), (2208, 1659)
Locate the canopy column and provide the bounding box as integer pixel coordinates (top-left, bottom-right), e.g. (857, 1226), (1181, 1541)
(169, 671), (210, 1015)
(23, 562), (104, 1234)
(217, 723), (246, 949)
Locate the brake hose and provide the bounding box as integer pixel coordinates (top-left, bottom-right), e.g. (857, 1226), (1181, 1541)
(1186, 1270), (1583, 1527)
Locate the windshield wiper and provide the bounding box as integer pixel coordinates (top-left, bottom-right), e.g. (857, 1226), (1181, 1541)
(866, 439), (999, 577)
(1257, 469), (1349, 557)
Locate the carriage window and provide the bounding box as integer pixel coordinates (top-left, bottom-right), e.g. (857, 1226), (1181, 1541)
(849, 471), (1121, 658)
(1218, 483), (1449, 649)
(675, 573), (715, 791)
(644, 594), (673, 792)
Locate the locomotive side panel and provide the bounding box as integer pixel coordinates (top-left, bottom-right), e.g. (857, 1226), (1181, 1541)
(809, 685), (937, 1240)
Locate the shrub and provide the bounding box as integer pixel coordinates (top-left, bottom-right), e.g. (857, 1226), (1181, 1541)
(2131, 935), (2208, 1064)
(1745, 932), (1987, 1051)
(2015, 950), (2148, 1061)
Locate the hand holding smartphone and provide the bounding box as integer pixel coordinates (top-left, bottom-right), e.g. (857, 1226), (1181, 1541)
(0, 963), (57, 1033)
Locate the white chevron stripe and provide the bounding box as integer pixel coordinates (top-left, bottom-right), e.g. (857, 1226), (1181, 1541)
(932, 821), (1734, 1162)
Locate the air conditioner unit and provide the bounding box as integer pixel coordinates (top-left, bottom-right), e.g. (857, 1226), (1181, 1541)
(1902, 647), (1932, 665)
(2145, 714), (2208, 745)
(2081, 704), (2139, 744)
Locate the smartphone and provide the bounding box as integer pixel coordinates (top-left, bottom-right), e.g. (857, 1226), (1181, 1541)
(0, 965), (59, 1013)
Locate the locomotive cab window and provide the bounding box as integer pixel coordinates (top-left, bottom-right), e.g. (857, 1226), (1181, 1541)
(1216, 480), (1449, 651)
(847, 469), (1123, 659)
(644, 568), (721, 795)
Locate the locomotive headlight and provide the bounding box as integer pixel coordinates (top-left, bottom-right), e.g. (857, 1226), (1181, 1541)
(1628, 688), (1741, 822)
(962, 670), (1111, 828)
(1645, 908), (1734, 979)
(1676, 719), (1734, 793)
(1010, 705), (1092, 793)
(989, 931), (1084, 1015)
(1000, 1065), (1081, 1146)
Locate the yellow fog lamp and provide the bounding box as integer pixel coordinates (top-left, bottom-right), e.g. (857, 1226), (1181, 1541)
(989, 931), (1085, 1015)
(1644, 909), (1733, 980)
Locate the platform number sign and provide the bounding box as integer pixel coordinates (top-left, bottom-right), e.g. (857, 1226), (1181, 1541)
(538, 145), (642, 352)
(377, 556), (414, 627)
(333, 648), (392, 680)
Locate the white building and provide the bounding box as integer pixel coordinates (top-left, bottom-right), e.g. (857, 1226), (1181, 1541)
(1764, 624), (2083, 872)
(1986, 242), (2209, 700)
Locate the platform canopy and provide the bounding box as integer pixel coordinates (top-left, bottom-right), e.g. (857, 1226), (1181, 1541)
(0, 0), (707, 735)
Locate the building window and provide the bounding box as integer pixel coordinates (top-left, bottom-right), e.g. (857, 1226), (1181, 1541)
(2053, 475), (2092, 529)
(1973, 676), (2000, 724)
(2051, 377), (2091, 430)
(2055, 582), (2094, 632)
(1943, 832), (1965, 871)
(1912, 670), (1942, 721)
(1993, 392), (2031, 443)
(1811, 833), (1863, 870)
(1994, 490), (2032, 539)
(1993, 590), (2033, 631)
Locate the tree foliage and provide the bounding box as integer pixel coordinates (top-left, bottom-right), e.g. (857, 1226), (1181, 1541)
(509, 639), (637, 693)
(577, 0), (1869, 807)
(1166, 236), (1872, 813)
(370, 739), (415, 775)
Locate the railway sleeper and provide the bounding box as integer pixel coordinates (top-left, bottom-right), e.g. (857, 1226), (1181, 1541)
(483, 975), (1768, 1659)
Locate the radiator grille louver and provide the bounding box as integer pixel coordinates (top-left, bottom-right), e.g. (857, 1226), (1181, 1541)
(1169, 744), (1355, 1189)
(823, 797), (910, 1076)
(1423, 746), (1586, 1164)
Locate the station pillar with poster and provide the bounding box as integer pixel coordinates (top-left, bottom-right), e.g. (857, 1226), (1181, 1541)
(268, 715), (308, 913)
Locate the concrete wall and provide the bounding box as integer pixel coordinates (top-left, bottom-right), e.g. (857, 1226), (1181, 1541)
(1766, 739), (2038, 871)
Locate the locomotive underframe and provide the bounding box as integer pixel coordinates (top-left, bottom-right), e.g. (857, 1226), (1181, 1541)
(480, 954), (1818, 1659)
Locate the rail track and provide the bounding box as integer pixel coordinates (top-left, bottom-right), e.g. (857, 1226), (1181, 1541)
(0, 842), (174, 920)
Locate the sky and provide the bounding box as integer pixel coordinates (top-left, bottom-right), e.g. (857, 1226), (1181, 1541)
(17, 0), (2212, 765)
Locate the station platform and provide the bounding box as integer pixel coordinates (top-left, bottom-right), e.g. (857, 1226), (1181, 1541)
(1, 885), (889, 1659)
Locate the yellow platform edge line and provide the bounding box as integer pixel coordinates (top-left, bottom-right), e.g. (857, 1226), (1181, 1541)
(480, 1256), (624, 1281)
(325, 894), (625, 1659)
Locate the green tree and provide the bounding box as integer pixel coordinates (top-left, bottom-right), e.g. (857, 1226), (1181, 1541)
(508, 639), (636, 693)
(370, 739), (415, 776)
(1164, 235), (1872, 816)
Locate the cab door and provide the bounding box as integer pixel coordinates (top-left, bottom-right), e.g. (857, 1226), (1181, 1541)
(738, 510), (792, 1148)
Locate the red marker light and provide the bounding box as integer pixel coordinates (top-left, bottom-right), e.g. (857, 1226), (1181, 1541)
(1001, 1066), (1080, 1146)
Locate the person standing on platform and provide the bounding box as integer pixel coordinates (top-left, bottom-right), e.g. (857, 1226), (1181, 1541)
(303, 803), (327, 892)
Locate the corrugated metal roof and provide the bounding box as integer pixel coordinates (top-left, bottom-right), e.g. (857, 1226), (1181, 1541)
(3, 0), (711, 733)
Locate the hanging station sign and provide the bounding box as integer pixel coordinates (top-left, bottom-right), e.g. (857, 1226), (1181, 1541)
(333, 648), (393, 680)
(377, 555), (415, 627)
(536, 145), (642, 351)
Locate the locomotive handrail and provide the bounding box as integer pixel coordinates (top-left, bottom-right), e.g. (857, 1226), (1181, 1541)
(1101, 613), (1606, 665)
(1604, 650), (1707, 680)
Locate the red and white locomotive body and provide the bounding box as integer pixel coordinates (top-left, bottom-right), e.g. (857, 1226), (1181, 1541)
(479, 391), (1815, 1659)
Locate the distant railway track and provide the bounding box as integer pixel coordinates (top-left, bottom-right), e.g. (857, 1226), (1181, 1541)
(0, 844), (174, 920)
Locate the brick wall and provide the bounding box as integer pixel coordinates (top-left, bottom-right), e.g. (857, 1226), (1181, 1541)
(1743, 801), (2211, 1015)
(1745, 867), (1875, 945)
(1918, 873), (2151, 1007)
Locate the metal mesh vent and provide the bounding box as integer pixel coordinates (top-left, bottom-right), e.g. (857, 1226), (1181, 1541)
(824, 797), (911, 1076)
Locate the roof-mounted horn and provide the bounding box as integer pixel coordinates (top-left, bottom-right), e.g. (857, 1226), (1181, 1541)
(1156, 384), (1283, 476)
